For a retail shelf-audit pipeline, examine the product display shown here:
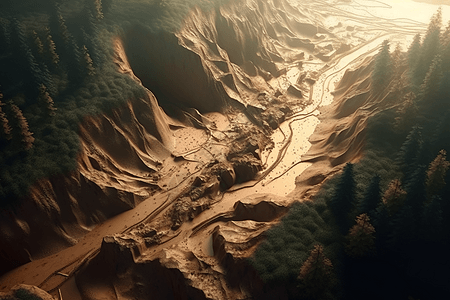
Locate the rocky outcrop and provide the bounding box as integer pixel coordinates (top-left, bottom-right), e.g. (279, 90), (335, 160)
(75, 193), (289, 299)
(0, 284), (54, 300)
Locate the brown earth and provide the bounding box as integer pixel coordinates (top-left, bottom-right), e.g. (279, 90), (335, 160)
(0, 0), (424, 298)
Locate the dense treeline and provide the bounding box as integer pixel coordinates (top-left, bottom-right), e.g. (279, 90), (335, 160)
(0, 0), (145, 206)
(251, 9), (450, 300)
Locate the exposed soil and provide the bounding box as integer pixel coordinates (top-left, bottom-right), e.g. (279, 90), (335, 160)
(0, 0), (444, 299)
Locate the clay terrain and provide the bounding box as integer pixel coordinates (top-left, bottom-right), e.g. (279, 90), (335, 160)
(0, 0), (448, 299)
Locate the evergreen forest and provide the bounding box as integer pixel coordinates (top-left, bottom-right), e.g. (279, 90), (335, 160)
(250, 8), (450, 300)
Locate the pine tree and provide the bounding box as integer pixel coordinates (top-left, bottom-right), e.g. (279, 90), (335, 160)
(65, 34), (83, 84)
(0, 93), (12, 141)
(390, 43), (405, 93)
(38, 84), (57, 116)
(394, 92), (418, 130)
(382, 179), (407, 216)
(81, 45), (95, 76)
(81, 28), (101, 68)
(407, 33), (421, 77)
(10, 19), (30, 70)
(372, 40), (392, 90)
(329, 163), (357, 233)
(45, 28), (59, 67)
(298, 245), (334, 299)
(426, 150), (450, 199)
(345, 214), (376, 258)
(397, 125), (423, 182)
(442, 20), (450, 48)
(419, 55), (443, 104)
(358, 175), (381, 216)
(413, 8), (442, 85)
(94, 0), (104, 20)
(58, 13), (71, 46)
(9, 20), (54, 97)
(10, 103), (34, 150)
(32, 30), (44, 59)
(392, 43), (405, 73)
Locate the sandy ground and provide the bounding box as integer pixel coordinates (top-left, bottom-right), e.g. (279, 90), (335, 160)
(0, 0), (444, 298)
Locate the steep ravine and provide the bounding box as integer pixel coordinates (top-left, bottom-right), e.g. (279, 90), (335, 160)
(1, 0), (348, 276)
(0, 0), (431, 297)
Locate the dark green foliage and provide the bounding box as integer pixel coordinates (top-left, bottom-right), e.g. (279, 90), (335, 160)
(81, 28), (103, 68)
(371, 40), (392, 90)
(102, 0), (113, 15)
(0, 96), (12, 142)
(0, 18), (11, 53)
(420, 196), (443, 243)
(357, 174), (381, 216)
(413, 8), (442, 86)
(371, 203), (390, 254)
(404, 164), (427, 219)
(396, 125), (422, 183)
(81, 1), (100, 36)
(419, 55), (443, 106)
(297, 245), (335, 300)
(345, 214), (376, 258)
(426, 150), (450, 199)
(407, 33), (421, 78)
(388, 205), (415, 252)
(328, 163), (357, 233)
(250, 200), (340, 298)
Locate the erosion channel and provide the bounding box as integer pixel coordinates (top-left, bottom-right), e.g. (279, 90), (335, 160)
(0, 0), (445, 299)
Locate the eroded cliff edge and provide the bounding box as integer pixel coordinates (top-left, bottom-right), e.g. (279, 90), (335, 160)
(0, 1), (385, 296)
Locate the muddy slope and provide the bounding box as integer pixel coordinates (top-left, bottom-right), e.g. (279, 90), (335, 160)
(0, 0), (349, 275)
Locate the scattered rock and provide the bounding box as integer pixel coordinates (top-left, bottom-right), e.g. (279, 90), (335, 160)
(192, 175), (207, 187)
(336, 43), (351, 54)
(233, 195), (289, 222)
(274, 90), (283, 98)
(287, 85), (304, 99)
(232, 154), (263, 183)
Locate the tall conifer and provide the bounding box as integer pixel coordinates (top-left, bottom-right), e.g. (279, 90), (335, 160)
(413, 8), (442, 85)
(372, 40), (392, 90)
(407, 33), (421, 77)
(382, 179), (407, 216)
(345, 214), (376, 258)
(357, 174), (381, 216)
(329, 163), (357, 233)
(0, 93), (12, 141)
(397, 125), (423, 182)
(10, 103), (34, 150)
(426, 150), (450, 199)
(298, 245), (334, 299)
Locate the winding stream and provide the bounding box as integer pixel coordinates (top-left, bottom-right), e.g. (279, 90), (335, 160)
(1, 0), (447, 296)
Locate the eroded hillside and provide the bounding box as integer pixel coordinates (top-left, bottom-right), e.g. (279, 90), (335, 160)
(0, 0), (441, 299)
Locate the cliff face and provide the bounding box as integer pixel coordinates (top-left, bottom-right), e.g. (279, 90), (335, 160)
(0, 41), (175, 274)
(123, 0), (342, 118)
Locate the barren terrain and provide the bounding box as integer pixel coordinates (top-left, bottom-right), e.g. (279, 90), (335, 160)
(1, 0), (447, 299)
